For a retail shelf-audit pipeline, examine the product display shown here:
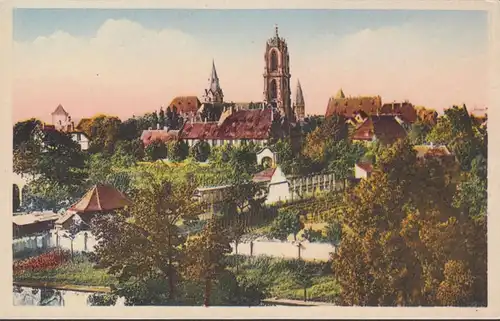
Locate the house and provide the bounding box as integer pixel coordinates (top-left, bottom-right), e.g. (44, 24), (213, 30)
(141, 107), (283, 149)
(46, 105), (91, 151)
(414, 144), (454, 164)
(55, 184), (132, 230)
(13, 211), (62, 238)
(354, 162), (373, 180)
(352, 115), (407, 145)
(325, 89), (417, 127)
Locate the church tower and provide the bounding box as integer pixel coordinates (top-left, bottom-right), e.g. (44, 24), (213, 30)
(263, 25), (293, 121)
(294, 79), (305, 121)
(203, 59), (224, 103)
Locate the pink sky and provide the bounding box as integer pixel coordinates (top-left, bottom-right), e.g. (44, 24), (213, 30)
(12, 17), (489, 124)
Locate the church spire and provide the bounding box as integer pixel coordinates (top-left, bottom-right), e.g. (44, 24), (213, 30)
(294, 79), (305, 120)
(295, 79), (305, 106)
(204, 59), (224, 103)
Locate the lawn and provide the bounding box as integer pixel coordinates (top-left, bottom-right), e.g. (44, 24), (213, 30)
(13, 252), (339, 303)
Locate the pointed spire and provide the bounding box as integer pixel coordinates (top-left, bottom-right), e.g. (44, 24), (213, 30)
(335, 88), (345, 99)
(295, 79), (305, 106)
(209, 59), (220, 94)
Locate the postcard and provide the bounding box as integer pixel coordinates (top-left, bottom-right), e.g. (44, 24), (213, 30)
(3, 0), (499, 319)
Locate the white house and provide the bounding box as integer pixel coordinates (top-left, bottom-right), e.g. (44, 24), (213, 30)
(354, 162), (373, 180)
(70, 131), (90, 151)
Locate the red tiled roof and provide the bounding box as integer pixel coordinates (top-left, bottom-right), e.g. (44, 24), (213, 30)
(325, 96), (382, 118)
(180, 109), (274, 140)
(69, 184), (132, 213)
(181, 122), (219, 140)
(356, 162), (373, 173)
(168, 96), (201, 114)
(352, 116), (407, 144)
(253, 167), (276, 183)
(380, 102), (417, 123)
(141, 129), (181, 146)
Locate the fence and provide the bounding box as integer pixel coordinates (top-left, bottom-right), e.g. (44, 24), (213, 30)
(13, 230), (98, 257)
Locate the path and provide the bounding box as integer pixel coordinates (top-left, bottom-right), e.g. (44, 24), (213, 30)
(231, 240), (334, 261)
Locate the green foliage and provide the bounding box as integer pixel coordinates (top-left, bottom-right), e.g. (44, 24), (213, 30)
(302, 227), (327, 243)
(332, 139), (487, 306)
(87, 115), (122, 154)
(144, 140), (167, 161)
(324, 220), (342, 246)
(189, 140), (211, 162)
(325, 140), (366, 179)
(272, 139), (304, 175)
(269, 210), (305, 241)
(167, 140), (189, 162)
(88, 293), (118, 306)
(182, 219), (232, 306)
(91, 167), (200, 301)
(408, 120), (432, 145)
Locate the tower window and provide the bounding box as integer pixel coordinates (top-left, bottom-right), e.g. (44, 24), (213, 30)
(270, 50), (278, 71)
(270, 79), (278, 100)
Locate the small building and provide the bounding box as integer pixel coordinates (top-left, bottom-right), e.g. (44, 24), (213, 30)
(352, 115), (407, 145)
(256, 147), (277, 168)
(55, 184), (132, 230)
(354, 162), (373, 180)
(13, 211), (61, 238)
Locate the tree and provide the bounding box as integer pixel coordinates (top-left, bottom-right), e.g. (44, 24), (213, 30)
(324, 140), (366, 179)
(87, 115), (122, 154)
(269, 210), (304, 241)
(332, 139), (486, 306)
(145, 140), (167, 161)
(118, 118), (140, 141)
(182, 218), (232, 306)
(408, 120), (432, 145)
(190, 141), (211, 162)
(272, 139), (303, 175)
(159, 107), (165, 128)
(91, 168), (200, 302)
(167, 140), (189, 162)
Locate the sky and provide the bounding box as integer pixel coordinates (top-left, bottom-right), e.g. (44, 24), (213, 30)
(12, 9), (489, 123)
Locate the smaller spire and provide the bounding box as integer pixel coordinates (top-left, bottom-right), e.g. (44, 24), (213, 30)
(335, 88), (346, 99)
(295, 79), (305, 106)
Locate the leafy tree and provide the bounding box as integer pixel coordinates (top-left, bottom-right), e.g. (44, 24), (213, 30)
(408, 120), (432, 145)
(324, 140), (366, 179)
(91, 169), (200, 302)
(182, 218), (232, 306)
(145, 140), (167, 161)
(167, 140), (189, 162)
(159, 107), (165, 128)
(13, 118), (42, 149)
(269, 210), (304, 241)
(20, 178), (79, 213)
(332, 139), (486, 306)
(118, 118), (141, 141)
(272, 139), (303, 175)
(325, 220), (342, 247)
(190, 141), (211, 162)
(113, 139), (145, 164)
(87, 115), (122, 154)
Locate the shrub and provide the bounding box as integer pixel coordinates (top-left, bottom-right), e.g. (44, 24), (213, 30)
(13, 250), (70, 274)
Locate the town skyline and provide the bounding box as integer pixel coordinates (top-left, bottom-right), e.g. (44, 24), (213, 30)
(13, 8), (488, 123)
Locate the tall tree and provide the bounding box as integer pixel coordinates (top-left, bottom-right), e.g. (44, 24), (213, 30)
(190, 141), (211, 162)
(269, 210), (304, 241)
(92, 167), (200, 302)
(182, 218), (232, 306)
(332, 139), (486, 306)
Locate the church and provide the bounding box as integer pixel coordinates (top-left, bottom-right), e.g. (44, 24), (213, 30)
(141, 26), (305, 148)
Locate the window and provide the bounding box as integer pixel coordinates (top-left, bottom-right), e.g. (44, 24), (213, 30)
(270, 50), (278, 71)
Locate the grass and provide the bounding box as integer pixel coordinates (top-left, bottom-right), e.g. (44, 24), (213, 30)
(13, 253), (117, 288)
(229, 255), (339, 303)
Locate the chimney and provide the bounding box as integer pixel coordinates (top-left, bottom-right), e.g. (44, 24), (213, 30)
(164, 126), (168, 131)
(271, 109), (274, 122)
(157, 123), (160, 130)
(148, 127), (152, 130)
(71, 121), (75, 131)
